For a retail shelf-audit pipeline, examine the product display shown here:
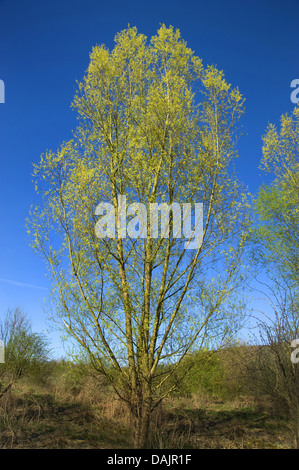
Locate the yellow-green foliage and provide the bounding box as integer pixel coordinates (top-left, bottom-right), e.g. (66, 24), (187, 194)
(163, 347), (246, 400)
(254, 105), (299, 282)
(27, 25), (250, 447)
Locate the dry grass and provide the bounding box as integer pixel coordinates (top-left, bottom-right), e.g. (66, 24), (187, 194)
(156, 395), (293, 449)
(0, 373), (294, 449)
(0, 376), (132, 449)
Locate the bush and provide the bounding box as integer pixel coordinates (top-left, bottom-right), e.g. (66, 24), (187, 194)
(163, 346), (250, 401)
(0, 307), (50, 396)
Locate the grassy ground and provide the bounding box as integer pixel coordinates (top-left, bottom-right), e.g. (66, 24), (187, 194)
(0, 379), (293, 449)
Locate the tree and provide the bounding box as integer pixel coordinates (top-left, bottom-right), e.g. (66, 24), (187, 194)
(28, 25), (249, 448)
(0, 307), (49, 398)
(245, 278), (299, 447)
(251, 105), (299, 447)
(254, 105), (299, 283)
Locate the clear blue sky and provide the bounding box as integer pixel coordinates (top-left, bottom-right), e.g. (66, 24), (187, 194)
(0, 0), (298, 357)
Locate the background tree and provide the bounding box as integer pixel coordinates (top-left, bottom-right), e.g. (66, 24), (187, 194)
(245, 278), (299, 447)
(0, 307), (50, 398)
(28, 25), (250, 448)
(250, 105), (299, 447)
(254, 105), (299, 283)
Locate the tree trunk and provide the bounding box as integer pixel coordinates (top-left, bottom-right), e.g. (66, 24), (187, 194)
(134, 406), (151, 449)
(130, 389), (152, 449)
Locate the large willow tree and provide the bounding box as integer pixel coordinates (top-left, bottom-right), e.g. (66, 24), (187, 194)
(29, 25), (249, 448)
